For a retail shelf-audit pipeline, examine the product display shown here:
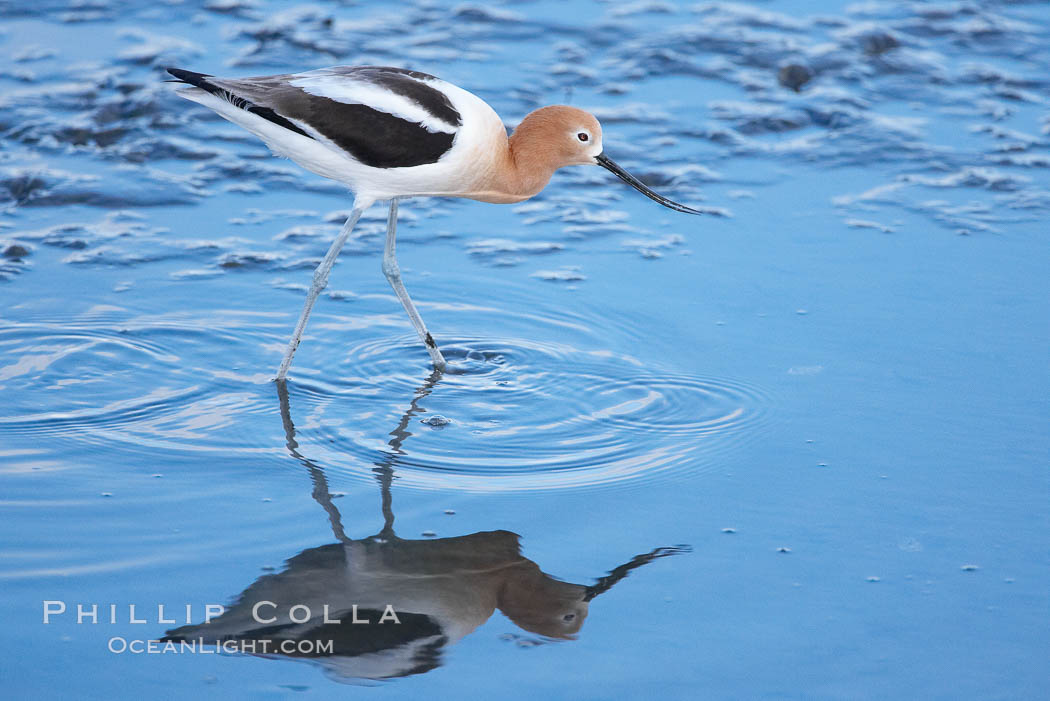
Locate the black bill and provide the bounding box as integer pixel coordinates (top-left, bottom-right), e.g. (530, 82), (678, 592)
(595, 153), (703, 215)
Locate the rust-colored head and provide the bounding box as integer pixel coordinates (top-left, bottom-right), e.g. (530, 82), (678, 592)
(508, 105), (702, 213)
(510, 105), (604, 169)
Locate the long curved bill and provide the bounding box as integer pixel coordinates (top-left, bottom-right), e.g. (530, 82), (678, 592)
(595, 153), (703, 215)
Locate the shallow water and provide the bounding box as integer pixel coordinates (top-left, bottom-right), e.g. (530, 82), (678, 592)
(1, 0), (1048, 698)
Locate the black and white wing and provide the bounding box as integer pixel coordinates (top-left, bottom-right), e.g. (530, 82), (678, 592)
(167, 66), (463, 169)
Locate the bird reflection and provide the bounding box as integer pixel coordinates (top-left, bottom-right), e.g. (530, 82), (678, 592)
(162, 371), (689, 682)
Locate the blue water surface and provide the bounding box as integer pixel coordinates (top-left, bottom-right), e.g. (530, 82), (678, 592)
(1, 0), (1048, 698)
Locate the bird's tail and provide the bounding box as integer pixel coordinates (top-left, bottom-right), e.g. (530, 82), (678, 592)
(166, 67), (218, 91)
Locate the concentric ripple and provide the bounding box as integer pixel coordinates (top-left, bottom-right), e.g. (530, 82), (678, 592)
(0, 293), (770, 492)
(281, 335), (769, 492)
(0, 314), (282, 456)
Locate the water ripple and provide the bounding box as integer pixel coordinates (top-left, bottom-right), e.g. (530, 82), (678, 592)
(0, 291), (769, 492)
(282, 334), (769, 492)
(0, 317), (273, 452)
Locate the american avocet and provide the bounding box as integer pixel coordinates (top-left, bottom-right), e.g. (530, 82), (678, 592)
(167, 66), (701, 378)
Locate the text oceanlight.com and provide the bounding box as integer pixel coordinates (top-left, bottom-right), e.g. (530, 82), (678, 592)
(107, 637), (334, 655)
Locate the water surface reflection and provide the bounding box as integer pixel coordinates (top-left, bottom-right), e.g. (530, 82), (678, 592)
(161, 372), (689, 682)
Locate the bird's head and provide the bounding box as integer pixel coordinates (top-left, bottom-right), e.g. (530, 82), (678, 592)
(511, 105), (702, 214)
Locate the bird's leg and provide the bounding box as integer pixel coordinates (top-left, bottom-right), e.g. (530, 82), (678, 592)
(275, 204), (367, 380)
(382, 198), (447, 371)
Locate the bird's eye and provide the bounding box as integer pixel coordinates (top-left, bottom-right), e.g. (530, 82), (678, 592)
(577, 132), (589, 142)
(563, 613), (576, 622)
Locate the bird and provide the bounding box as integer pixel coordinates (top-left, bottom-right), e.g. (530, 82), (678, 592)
(166, 65), (702, 379)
